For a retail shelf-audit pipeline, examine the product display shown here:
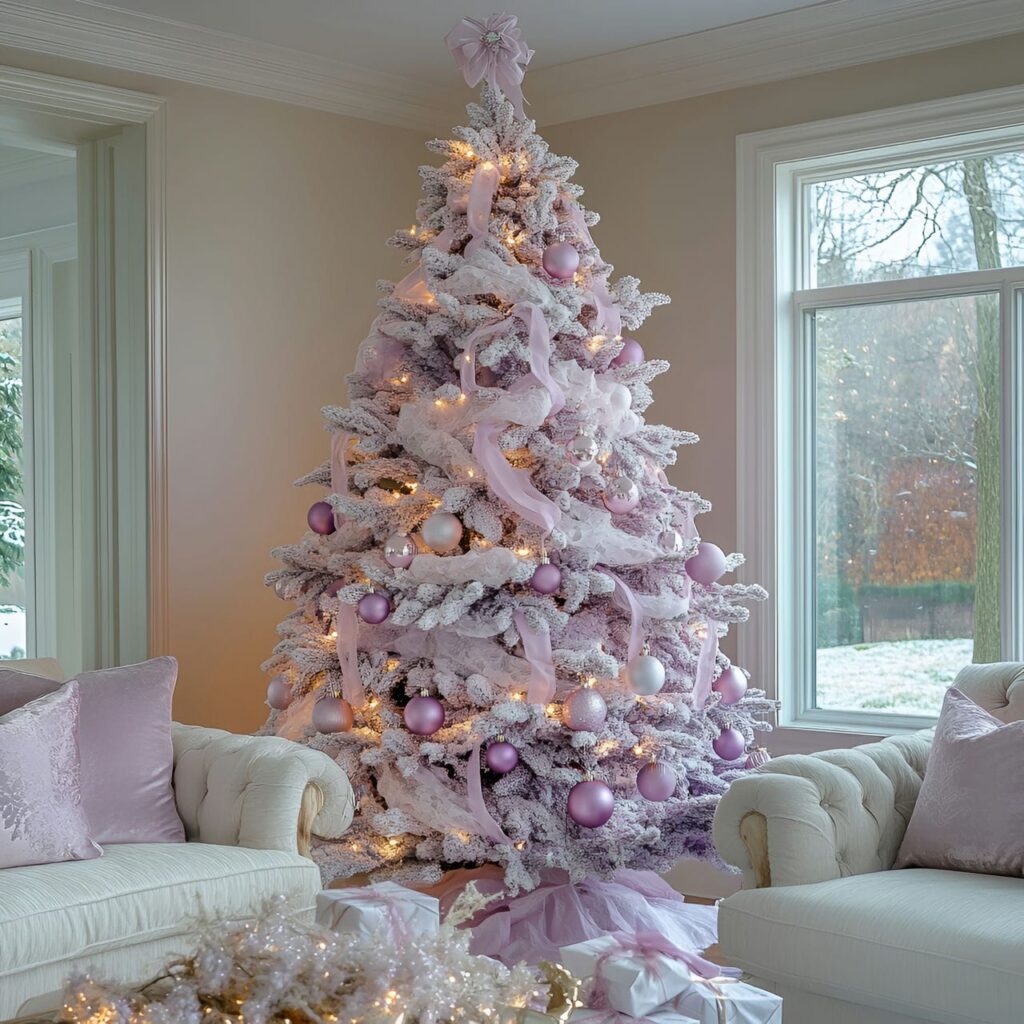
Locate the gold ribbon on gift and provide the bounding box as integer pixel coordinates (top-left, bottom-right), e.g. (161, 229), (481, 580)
(672, 975), (741, 1024)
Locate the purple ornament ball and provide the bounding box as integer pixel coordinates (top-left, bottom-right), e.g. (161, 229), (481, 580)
(307, 500), (336, 536)
(266, 677), (293, 711)
(312, 696), (353, 734)
(611, 338), (644, 367)
(713, 666), (748, 706)
(563, 686), (608, 732)
(530, 561), (562, 595)
(636, 761), (677, 801)
(567, 780), (615, 828)
(357, 591), (391, 625)
(542, 242), (580, 281)
(485, 740), (519, 774)
(404, 693), (445, 736)
(685, 541), (728, 585)
(713, 727), (746, 762)
(744, 747), (772, 770)
(603, 476), (640, 515)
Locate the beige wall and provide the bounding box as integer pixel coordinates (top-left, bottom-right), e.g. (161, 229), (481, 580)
(0, 46), (428, 732)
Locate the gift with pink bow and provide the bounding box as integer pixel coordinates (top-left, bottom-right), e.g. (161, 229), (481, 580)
(315, 881), (439, 945)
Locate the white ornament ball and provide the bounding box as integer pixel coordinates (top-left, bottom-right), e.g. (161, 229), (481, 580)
(625, 653), (666, 696)
(566, 428), (600, 467)
(658, 527), (685, 555)
(421, 512), (463, 553)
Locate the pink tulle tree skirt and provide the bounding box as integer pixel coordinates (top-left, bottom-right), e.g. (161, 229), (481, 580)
(420, 867), (719, 966)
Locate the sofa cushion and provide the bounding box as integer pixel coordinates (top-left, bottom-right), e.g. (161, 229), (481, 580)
(719, 868), (1024, 1024)
(0, 842), (320, 982)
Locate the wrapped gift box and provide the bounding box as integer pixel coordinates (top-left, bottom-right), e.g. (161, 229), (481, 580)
(560, 935), (695, 1017)
(672, 977), (782, 1024)
(569, 1008), (699, 1024)
(315, 882), (439, 944)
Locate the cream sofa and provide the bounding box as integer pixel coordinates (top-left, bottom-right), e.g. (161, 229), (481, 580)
(0, 661), (355, 1020)
(713, 662), (1024, 1024)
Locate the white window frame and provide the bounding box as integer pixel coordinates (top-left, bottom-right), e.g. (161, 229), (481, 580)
(737, 85), (1024, 736)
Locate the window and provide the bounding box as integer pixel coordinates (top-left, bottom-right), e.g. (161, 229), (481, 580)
(0, 298), (24, 659)
(738, 88), (1024, 734)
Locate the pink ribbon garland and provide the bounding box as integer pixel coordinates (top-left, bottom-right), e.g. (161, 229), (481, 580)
(465, 160), (500, 257)
(392, 226), (455, 304)
(474, 421), (561, 532)
(335, 602), (364, 708)
(330, 431), (350, 530)
(692, 618), (720, 710)
(564, 200), (622, 340)
(468, 742), (513, 844)
(514, 609), (557, 704)
(601, 568), (645, 663)
(445, 13), (534, 120)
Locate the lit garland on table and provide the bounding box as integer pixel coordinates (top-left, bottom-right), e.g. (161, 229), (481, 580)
(38, 886), (540, 1024)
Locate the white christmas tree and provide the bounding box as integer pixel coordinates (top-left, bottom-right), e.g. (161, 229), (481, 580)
(264, 13), (772, 904)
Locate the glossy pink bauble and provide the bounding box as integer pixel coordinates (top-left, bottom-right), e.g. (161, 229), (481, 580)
(530, 561), (562, 595)
(357, 591), (391, 624)
(266, 677), (293, 711)
(383, 533), (417, 569)
(713, 666), (748, 706)
(602, 477), (640, 515)
(312, 696), (353, 734)
(485, 740), (519, 774)
(744, 747), (772, 770)
(542, 241), (580, 281)
(563, 686), (607, 732)
(404, 694), (445, 736)
(307, 500), (336, 536)
(636, 761), (677, 801)
(685, 542), (728, 585)
(611, 338), (644, 367)
(567, 780), (615, 827)
(713, 727), (746, 762)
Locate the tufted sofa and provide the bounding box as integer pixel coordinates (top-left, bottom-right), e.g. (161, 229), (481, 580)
(713, 662), (1024, 1024)
(0, 670), (356, 1020)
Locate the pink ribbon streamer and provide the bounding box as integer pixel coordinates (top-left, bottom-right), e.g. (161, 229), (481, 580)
(465, 160), (500, 257)
(330, 431), (350, 530)
(474, 421), (561, 532)
(468, 742), (513, 844)
(514, 609), (557, 704)
(445, 13), (534, 119)
(564, 200), (622, 339)
(692, 618), (720, 710)
(601, 568), (645, 662)
(392, 226), (455, 304)
(335, 602), (364, 708)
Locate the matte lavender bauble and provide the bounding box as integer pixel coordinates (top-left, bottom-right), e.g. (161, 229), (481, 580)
(307, 500), (336, 536)
(658, 527), (685, 555)
(602, 476), (640, 514)
(531, 561), (562, 595)
(542, 241), (579, 281)
(404, 693), (445, 736)
(383, 532), (417, 569)
(567, 780), (614, 827)
(685, 541), (728, 585)
(485, 740), (519, 774)
(636, 761), (677, 801)
(566, 427), (599, 467)
(563, 686), (607, 732)
(713, 666), (748, 706)
(421, 511), (463, 552)
(624, 653), (666, 696)
(744, 747), (772, 770)
(611, 337), (644, 367)
(357, 591), (391, 624)
(713, 727), (746, 761)
(266, 677), (293, 711)
(312, 696), (353, 734)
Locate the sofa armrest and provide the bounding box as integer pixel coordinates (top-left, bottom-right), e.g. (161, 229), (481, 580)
(712, 731), (931, 888)
(171, 723), (355, 856)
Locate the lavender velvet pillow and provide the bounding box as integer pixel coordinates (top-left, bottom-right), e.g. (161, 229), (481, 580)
(0, 657), (185, 845)
(896, 687), (1024, 877)
(0, 681), (102, 868)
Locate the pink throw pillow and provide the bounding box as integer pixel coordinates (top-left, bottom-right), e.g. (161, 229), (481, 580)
(0, 657), (185, 845)
(896, 687), (1024, 877)
(0, 681), (102, 868)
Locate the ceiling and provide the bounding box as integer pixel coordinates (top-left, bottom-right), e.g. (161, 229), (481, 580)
(1, 0), (1023, 129)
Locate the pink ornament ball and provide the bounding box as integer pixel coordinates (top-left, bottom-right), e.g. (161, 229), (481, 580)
(713, 666), (748, 706)
(636, 761), (677, 801)
(603, 476), (640, 515)
(485, 740), (519, 774)
(266, 677), (293, 711)
(713, 727), (746, 762)
(357, 591), (391, 624)
(383, 533), (417, 569)
(744, 747), (772, 770)
(530, 561), (562, 595)
(312, 696), (353, 734)
(685, 542), (728, 585)
(567, 779), (615, 828)
(307, 500), (336, 536)
(542, 242), (580, 281)
(611, 338), (644, 367)
(563, 686), (608, 732)
(404, 693), (445, 736)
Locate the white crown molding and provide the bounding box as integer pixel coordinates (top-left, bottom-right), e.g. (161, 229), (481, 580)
(0, 0), (1022, 130)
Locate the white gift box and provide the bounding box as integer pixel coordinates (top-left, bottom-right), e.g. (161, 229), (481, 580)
(560, 935), (694, 1017)
(315, 882), (439, 944)
(570, 1008), (699, 1024)
(671, 977), (782, 1024)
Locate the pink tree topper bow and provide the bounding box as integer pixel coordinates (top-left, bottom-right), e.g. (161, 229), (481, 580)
(446, 13), (534, 119)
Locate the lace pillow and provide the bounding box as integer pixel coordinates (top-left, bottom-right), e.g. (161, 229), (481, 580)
(0, 681), (102, 868)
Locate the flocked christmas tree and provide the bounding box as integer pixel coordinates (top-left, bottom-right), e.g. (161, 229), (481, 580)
(263, 13), (773, 905)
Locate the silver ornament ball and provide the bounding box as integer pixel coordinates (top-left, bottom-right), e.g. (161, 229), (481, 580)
(658, 527), (685, 555)
(421, 511), (464, 553)
(625, 653), (666, 696)
(383, 532), (417, 568)
(563, 686), (608, 732)
(566, 428), (600, 467)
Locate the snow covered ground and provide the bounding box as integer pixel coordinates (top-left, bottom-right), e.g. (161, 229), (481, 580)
(816, 637), (973, 714)
(0, 606), (26, 660)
